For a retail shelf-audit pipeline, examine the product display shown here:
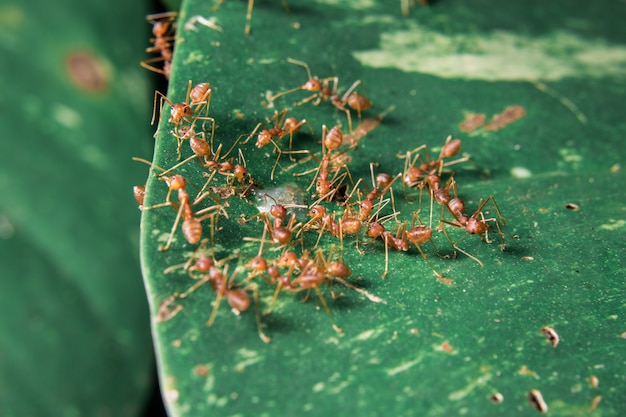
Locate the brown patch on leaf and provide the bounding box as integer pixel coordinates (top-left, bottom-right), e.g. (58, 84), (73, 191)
(458, 113), (486, 132)
(65, 50), (109, 93)
(484, 105), (526, 131)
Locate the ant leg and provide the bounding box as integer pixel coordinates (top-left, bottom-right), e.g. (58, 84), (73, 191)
(440, 222), (484, 267)
(159, 201), (185, 252)
(152, 90), (172, 126)
(141, 56), (168, 76)
(313, 288), (343, 333)
(413, 244), (443, 278)
(245, 283), (271, 343)
(240, 122), (263, 145)
(158, 155), (199, 176)
(245, 0), (254, 34)
(382, 234), (390, 278)
(177, 275), (211, 299)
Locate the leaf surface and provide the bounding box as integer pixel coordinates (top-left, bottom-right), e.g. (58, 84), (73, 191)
(142, 1), (626, 416)
(0, 0), (155, 415)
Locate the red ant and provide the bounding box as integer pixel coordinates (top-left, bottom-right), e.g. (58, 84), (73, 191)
(177, 262), (271, 343)
(440, 195), (508, 267)
(399, 136), (470, 189)
(357, 163), (401, 222)
(295, 125), (353, 203)
(152, 81), (214, 155)
(269, 250), (344, 333)
(157, 120), (246, 192)
(241, 109), (314, 180)
(136, 169), (226, 251)
(162, 175), (225, 251)
(367, 210), (441, 279)
(242, 196), (305, 252)
(141, 12), (177, 79)
(269, 58), (371, 132)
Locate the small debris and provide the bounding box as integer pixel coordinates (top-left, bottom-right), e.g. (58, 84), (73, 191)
(521, 256), (534, 262)
(185, 15), (223, 32)
(589, 375), (599, 388)
(439, 341), (453, 353)
(541, 326), (560, 348)
(519, 365), (539, 379)
(527, 389), (548, 413)
(155, 295), (183, 323)
(194, 364), (211, 377)
(610, 163), (621, 173)
(489, 392), (504, 404)
(589, 395), (602, 411)
(438, 276), (454, 286)
(565, 203), (579, 211)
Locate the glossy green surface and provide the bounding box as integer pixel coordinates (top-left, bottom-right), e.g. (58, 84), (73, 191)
(0, 0), (155, 415)
(141, 1), (626, 416)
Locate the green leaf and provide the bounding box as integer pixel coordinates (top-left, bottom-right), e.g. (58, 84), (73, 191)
(0, 0), (155, 415)
(142, 1), (626, 416)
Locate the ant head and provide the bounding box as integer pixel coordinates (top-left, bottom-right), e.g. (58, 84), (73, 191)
(404, 166), (423, 186)
(307, 205), (326, 219)
(316, 178), (331, 196)
(466, 217), (488, 235)
(302, 77), (321, 92)
(358, 199), (373, 211)
(256, 129), (272, 148)
(270, 204), (287, 219)
(367, 222), (385, 239)
(246, 256), (267, 272)
(277, 251), (298, 267)
(376, 173), (393, 190)
(162, 175), (186, 190)
(169, 103), (191, 123)
(233, 164), (247, 181)
(152, 20), (171, 37)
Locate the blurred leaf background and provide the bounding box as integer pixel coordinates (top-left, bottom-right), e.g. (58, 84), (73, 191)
(0, 0), (161, 415)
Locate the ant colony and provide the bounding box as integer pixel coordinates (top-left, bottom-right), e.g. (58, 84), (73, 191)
(135, 13), (514, 343)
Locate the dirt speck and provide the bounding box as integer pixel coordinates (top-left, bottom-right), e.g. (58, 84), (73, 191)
(489, 392), (503, 404)
(527, 389), (548, 413)
(194, 364), (211, 377)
